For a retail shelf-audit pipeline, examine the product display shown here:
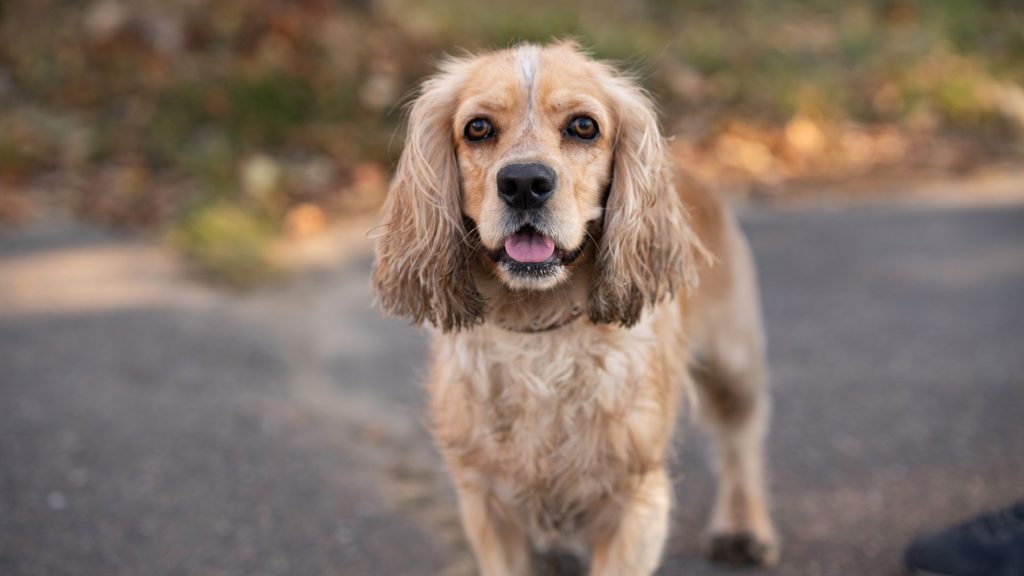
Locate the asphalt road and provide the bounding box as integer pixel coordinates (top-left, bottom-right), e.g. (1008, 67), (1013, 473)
(1, 203), (1023, 576)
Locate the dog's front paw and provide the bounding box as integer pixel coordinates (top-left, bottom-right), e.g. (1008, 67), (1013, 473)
(707, 531), (779, 568)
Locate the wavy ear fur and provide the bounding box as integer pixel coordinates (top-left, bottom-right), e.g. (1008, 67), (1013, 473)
(588, 68), (704, 327)
(372, 60), (485, 331)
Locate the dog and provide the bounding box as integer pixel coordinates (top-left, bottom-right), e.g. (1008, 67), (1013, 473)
(373, 41), (777, 575)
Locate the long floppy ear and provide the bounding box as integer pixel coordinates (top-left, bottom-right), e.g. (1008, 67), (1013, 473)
(372, 60), (485, 331)
(588, 69), (705, 327)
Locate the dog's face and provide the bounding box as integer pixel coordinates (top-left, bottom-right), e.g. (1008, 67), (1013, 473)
(374, 42), (701, 331)
(454, 45), (614, 290)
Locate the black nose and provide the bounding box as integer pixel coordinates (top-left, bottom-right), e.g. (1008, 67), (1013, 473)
(496, 163), (556, 210)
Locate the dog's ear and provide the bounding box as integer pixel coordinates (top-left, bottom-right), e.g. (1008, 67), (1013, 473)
(588, 70), (705, 327)
(372, 61), (485, 332)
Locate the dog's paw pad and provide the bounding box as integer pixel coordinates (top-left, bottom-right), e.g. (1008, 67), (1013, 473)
(708, 532), (777, 567)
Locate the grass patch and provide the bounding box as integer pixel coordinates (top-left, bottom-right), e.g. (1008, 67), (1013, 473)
(174, 202), (278, 287)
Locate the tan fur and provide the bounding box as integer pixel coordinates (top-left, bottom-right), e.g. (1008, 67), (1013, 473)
(374, 41), (777, 575)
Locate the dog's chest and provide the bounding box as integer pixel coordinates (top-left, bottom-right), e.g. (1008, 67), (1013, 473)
(432, 320), (678, 541)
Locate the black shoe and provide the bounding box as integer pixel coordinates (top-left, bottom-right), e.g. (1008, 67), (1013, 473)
(905, 501), (1024, 576)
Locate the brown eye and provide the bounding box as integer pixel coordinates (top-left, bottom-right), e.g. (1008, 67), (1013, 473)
(565, 116), (599, 140)
(464, 118), (494, 141)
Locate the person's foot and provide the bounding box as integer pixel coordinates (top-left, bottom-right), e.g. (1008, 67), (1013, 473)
(905, 501), (1024, 576)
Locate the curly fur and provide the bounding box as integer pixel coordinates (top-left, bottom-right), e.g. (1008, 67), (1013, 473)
(586, 65), (705, 325)
(372, 58), (486, 331)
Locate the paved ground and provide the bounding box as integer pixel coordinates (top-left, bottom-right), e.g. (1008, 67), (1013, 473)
(1, 203), (1023, 576)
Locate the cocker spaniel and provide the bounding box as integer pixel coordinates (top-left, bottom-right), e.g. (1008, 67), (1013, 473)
(373, 41), (777, 575)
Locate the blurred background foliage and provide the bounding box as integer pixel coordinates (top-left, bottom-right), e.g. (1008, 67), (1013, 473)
(1, 0), (1023, 283)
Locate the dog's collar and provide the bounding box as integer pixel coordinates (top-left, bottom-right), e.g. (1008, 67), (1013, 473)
(495, 306), (585, 334)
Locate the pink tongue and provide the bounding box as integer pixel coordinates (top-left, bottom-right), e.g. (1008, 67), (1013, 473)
(504, 231), (555, 263)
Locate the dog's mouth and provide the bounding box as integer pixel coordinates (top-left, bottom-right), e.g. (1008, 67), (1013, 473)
(486, 225), (583, 276)
(505, 227), (555, 263)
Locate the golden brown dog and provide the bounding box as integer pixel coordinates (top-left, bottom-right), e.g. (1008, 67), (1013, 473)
(373, 41), (777, 575)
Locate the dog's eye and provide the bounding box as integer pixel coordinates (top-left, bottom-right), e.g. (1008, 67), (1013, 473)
(464, 118), (495, 142)
(565, 116), (599, 140)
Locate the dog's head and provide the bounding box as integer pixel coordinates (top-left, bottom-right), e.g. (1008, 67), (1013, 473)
(373, 41), (701, 331)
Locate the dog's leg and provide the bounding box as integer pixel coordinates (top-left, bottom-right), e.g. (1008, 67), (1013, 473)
(454, 480), (530, 576)
(693, 335), (778, 567)
(589, 467), (672, 576)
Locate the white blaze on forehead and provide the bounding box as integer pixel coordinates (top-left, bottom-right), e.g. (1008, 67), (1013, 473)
(515, 44), (541, 109)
